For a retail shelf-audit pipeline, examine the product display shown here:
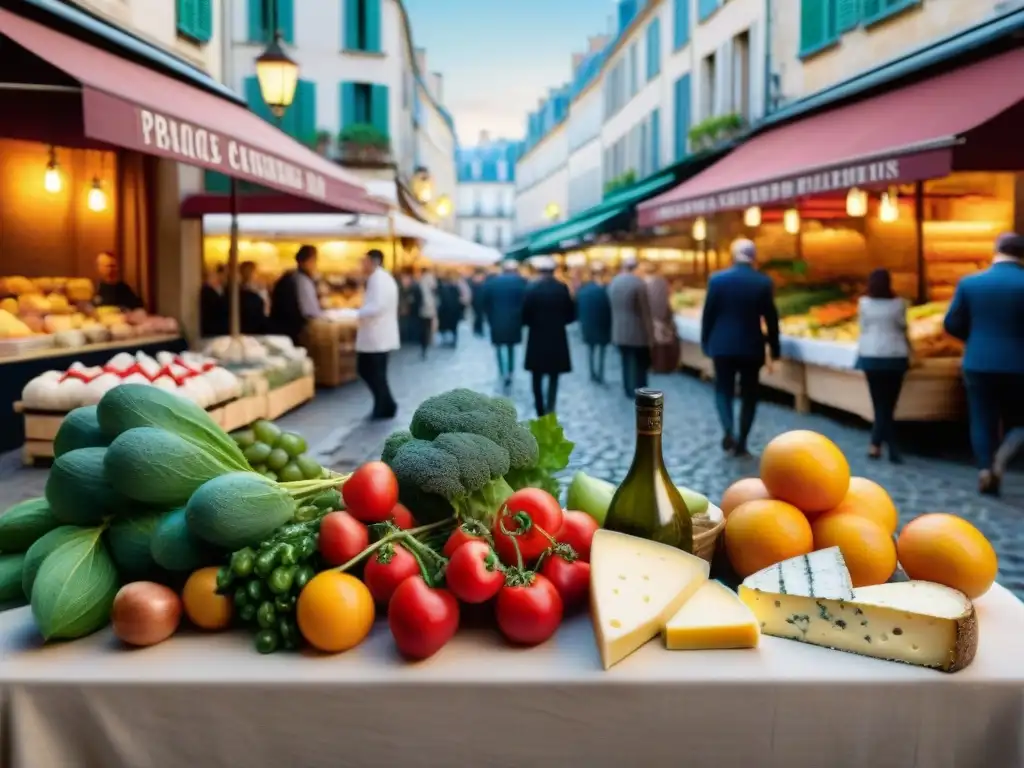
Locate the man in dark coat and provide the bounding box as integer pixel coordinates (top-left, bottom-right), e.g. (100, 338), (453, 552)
(522, 256), (576, 416)
(470, 270), (489, 337)
(607, 256), (653, 398)
(199, 264), (228, 337)
(436, 273), (464, 347)
(575, 263), (612, 383)
(481, 260), (528, 392)
(701, 239), (780, 458)
(270, 245), (322, 344)
(239, 260), (269, 335)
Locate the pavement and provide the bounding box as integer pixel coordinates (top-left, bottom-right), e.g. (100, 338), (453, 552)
(2, 326), (1021, 598)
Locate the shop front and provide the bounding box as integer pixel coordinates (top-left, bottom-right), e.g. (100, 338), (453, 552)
(0, 4), (383, 455)
(639, 43), (1024, 423)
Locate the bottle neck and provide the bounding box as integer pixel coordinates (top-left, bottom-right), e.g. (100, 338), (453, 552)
(634, 404), (665, 466)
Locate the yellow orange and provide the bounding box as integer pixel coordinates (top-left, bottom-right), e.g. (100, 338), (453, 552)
(897, 514), (998, 599)
(724, 499), (814, 578)
(182, 567), (232, 631)
(720, 477), (772, 518)
(296, 571), (375, 653)
(821, 477), (899, 534)
(812, 513), (896, 587)
(760, 430), (850, 515)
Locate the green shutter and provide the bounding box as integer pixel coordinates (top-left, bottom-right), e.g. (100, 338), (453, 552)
(698, 0), (719, 22)
(370, 84), (390, 139)
(277, 0), (295, 43)
(799, 0), (831, 56)
(673, 74), (691, 161)
(340, 82), (357, 129)
(861, 0), (882, 20)
(673, 0), (689, 49)
(204, 170), (230, 193)
(365, 0), (382, 52)
(295, 81), (317, 144)
(247, 0), (263, 41)
(835, 0), (859, 31)
(177, 0), (196, 38)
(646, 19), (661, 80)
(194, 0), (213, 42)
(245, 76), (275, 123)
(343, 0), (360, 49)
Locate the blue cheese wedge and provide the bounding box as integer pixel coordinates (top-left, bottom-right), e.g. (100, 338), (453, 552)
(739, 549), (977, 672)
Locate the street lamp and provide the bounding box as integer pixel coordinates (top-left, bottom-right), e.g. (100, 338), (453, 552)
(255, 34), (299, 118)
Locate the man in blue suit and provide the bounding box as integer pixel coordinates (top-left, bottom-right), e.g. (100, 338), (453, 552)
(701, 239), (780, 458)
(482, 260), (528, 392)
(944, 232), (1024, 496)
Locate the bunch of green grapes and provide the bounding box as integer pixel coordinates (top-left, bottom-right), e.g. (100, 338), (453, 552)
(232, 420), (325, 483)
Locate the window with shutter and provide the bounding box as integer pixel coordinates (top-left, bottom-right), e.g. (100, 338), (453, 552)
(835, 0), (859, 32)
(798, 0), (837, 57)
(293, 81), (317, 143)
(646, 19), (661, 81)
(673, 0), (689, 50)
(277, 0), (295, 44)
(650, 109), (661, 172)
(339, 82), (357, 129)
(365, 0), (382, 52)
(698, 0), (719, 22)
(863, 0), (919, 25)
(193, 0), (212, 42)
(176, 0), (198, 39)
(673, 74), (691, 161)
(247, 0), (268, 43)
(370, 84), (390, 139)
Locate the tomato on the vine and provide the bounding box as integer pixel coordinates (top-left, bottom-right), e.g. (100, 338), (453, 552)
(342, 462), (399, 524)
(555, 511), (600, 563)
(442, 525), (486, 557)
(492, 488), (564, 564)
(318, 511), (369, 567)
(389, 503), (416, 530)
(540, 555), (590, 612)
(445, 541), (504, 604)
(495, 573), (563, 646)
(363, 544), (421, 605)
(388, 576), (460, 660)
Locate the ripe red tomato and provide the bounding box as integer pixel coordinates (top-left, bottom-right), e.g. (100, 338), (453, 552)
(442, 526), (486, 557)
(318, 511), (369, 567)
(495, 574), (563, 646)
(342, 462), (399, 524)
(388, 576), (460, 660)
(492, 488), (564, 565)
(363, 544), (421, 604)
(389, 503), (416, 530)
(555, 511), (600, 562)
(540, 556), (590, 612)
(445, 541), (505, 604)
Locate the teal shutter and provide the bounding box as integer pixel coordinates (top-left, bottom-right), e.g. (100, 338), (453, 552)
(370, 84), (390, 139)
(244, 76), (275, 123)
(176, 0), (196, 37)
(247, 0), (265, 42)
(646, 19), (661, 80)
(698, 0), (719, 22)
(295, 81), (317, 143)
(339, 82), (357, 128)
(194, 0), (213, 42)
(343, 0), (360, 49)
(277, 0), (295, 43)
(673, 74), (691, 161)
(673, 0), (690, 49)
(799, 0), (830, 56)
(365, 0), (382, 52)
(835, 0), (859, 31)
(650, 108), (661, 172)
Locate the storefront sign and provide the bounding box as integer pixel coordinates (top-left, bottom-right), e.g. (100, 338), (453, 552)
(643, 150), (953, 225)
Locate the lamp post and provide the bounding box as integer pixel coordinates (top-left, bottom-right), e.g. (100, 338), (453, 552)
(255, 33), (299, 119)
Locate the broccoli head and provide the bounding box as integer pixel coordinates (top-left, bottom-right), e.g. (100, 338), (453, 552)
(409, 388), (539, 470)
(385, 431), (514, 524)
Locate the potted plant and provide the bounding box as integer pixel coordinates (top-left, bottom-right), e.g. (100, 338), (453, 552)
(311, 129), (334, 156)
(338, 123), (390, 163)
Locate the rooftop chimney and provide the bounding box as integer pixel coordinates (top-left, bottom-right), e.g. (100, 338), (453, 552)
(430, 72), (444, 103)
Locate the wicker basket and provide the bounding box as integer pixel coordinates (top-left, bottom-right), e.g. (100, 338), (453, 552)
(692, 504), (726, 564)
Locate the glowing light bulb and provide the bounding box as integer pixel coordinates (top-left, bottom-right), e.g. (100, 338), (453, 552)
(44, 165), (62, 194)
(87, 178), (108, 212)
(743, 206), (761, 227)
(783, 208), (801, 234)
(879, 190), (899, 223)
(692, 216), (707, 242)
(846, 187), (867, 217)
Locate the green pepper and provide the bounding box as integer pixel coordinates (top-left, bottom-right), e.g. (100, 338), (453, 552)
(215, 567), (234, 591)
(278, 617), (300, 649)
(233, 585), (249, 608)
(255, 550), (278, 577)
(268, 566), (296, 595)
(239, 603), (257, 622)
(274, 594), (296, 613)
(278, 543), (298, 567)
(297, 536), (317, 560)
(255, 629), (280, 654)
(293, 564), (316, 591)
(230, 548), (256, 578)
(294, 505), (319, 523)
(256, 601), (277, 629)
(246, 579), (265, 602)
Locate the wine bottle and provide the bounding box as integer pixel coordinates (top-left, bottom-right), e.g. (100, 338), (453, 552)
(604, 389), (693, 553)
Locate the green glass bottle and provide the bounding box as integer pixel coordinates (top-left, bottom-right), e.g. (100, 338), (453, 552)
(604, 389), (693, 553)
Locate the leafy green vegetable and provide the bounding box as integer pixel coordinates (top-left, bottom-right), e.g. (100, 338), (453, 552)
(505, 413), (575, 498)
(46, 448), (125, 525)
(0, 498), (60, 553)
(105, 427), (243, 507)
(186, 473), (296, 549)
(0, 553), (26, 603)
(97, 384), (249, 473)
(106, 510), (165, 579)
(53, 405), (108, 457)
(150, 508), (220, 572)
(31, 527), (119, 641)
(22, 526), (84, 599)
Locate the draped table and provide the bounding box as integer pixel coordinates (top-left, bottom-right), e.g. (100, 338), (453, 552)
(1, 584), (1022, 768)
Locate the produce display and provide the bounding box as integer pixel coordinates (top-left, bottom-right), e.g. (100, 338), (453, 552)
(20, 350), (243, 411)
(202, 335), (313, 389)
(231, 420), (325, 484)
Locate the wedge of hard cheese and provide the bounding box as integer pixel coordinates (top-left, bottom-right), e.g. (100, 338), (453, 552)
(664, 580), (760, 650)
(738, 547), (978, 672)
(590, 529), (709, 670)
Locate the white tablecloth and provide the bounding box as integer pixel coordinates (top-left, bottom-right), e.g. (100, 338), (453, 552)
(1, 585), (1022, 768)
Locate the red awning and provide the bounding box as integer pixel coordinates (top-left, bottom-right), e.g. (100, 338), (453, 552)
(639, 48), (1024, 227)
(0, 8), (386, 215)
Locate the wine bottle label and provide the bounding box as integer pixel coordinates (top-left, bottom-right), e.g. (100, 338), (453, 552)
(636, 406), (663, 435)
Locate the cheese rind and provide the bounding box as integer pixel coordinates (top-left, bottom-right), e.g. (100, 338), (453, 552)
(590, 529), (709, 669)
(664, 580), (760, 650)
(739, 550), (978, 673)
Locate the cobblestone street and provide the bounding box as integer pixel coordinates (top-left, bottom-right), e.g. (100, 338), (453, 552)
(2, 326), (1022, 597)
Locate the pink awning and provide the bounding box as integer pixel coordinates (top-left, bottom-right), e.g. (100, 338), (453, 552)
(639, 48), (1024, 226)
(0, 8), (387, 215)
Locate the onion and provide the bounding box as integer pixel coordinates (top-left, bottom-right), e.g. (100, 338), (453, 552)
(111, 582), (183, 647)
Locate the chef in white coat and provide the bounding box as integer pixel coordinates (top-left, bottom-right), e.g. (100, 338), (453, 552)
(356, 249), (401, 419)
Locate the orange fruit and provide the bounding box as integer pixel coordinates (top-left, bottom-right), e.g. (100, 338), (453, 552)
(897, 514), (998, 599)
(821, 477), (899, 534)
(182, 567), (232, 631)
(720, 478), (772, 517)
(724, 499), (814, 578)
(760, 430), (850, 515)
(296, 571), (375, 653)
(812, 513), (896, 587)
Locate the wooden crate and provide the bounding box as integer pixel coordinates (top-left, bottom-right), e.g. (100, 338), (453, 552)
(302, 320), (358, 387)
(265, 374), (315, 421)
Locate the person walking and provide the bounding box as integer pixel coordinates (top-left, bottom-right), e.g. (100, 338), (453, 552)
(397, 271), (416, 345)
(643, 262), (681, 373)
(437, 272), (464, 347)
(482, 260), (528, 392)
(270, 245), (322, 344)
(575, 263), (612, 383)
(470, 270), (488, 337)
(413, 268), (438, 359)
(522, 256), (576, 416)
(701, 239), (780, 458)
(944, 232), (1024, 496)
(607, 255), (653, 397)
(355, 249), (400, 420)
(855, 269), (911, 463)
